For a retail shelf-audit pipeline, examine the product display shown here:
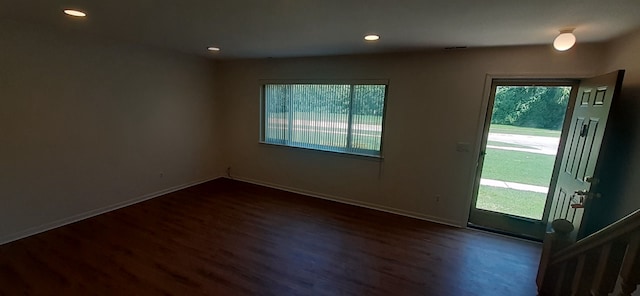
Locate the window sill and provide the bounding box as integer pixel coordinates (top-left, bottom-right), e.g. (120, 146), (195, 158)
(258, 141), (384, 161)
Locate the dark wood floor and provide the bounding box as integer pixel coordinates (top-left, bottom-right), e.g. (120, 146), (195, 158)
(0, 178), (541, 295)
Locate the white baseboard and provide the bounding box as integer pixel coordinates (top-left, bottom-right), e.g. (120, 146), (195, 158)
(0, 175), (223, 245)
(231, 175), (464, 228)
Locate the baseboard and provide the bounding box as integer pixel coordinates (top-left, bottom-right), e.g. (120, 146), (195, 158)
(230, 175), (463, 228)
(0, 175), (223, 246)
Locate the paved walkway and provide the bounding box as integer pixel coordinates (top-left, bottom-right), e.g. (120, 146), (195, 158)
(486, 144), (558, 155)
(480, 178), (548, 194)
(488, 133), (559, 155)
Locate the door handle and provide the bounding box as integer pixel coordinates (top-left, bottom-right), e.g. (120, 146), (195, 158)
(580, 124), (589, 137)
(574, 190), (601, 199)
(584, 176), (600, 184)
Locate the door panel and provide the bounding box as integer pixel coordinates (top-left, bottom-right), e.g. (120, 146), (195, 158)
(547, 70), (625, 240)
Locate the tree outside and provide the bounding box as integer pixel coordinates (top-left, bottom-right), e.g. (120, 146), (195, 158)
(492, 86), (570, 130)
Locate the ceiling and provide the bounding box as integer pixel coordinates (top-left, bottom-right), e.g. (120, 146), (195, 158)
(2, 0), (640, 59)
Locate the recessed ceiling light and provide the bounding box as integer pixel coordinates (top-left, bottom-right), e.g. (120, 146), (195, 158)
(364, 34), (380, 41)
(63, 9), (87, 17)
(207, 47), (221, 52)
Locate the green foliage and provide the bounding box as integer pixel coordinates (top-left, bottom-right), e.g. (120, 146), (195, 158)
(352, 85), (386, 116)
(264, 84), (385, 116)
(491, 86), (570, 130)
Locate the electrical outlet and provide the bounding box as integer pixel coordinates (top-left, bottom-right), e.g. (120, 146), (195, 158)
(435, 195), (441, 202)
(159, 172), (164, 178)
(226, 166), (231, 178)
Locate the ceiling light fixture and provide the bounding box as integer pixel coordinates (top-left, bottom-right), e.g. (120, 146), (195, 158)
(364, 34), (380, 41)
(207, 47), (221, 52)
(63, 9), (87, 17)
(553, 29), (576, 51)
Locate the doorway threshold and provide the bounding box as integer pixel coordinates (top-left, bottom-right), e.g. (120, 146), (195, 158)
(467, 222), (543, 242)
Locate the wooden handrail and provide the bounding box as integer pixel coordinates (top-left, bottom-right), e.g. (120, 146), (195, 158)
(552, 209), (640, 264)
(537, 209), (640, 295)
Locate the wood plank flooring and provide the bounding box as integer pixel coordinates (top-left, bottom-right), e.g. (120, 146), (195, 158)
(0, 178), (541, 295)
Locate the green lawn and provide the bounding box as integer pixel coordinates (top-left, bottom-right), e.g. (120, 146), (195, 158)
(266, 112), (383, 126)
(489, 124), (561, 137)
(481, 148), (556, 186)
(265, 112), (383, 151)
(264, 123), (382, 151)
(476, 186), (546, 220)
(477, 124), (560, 219)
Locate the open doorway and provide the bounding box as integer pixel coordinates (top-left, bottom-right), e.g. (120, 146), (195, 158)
(469, 80), (576, 240)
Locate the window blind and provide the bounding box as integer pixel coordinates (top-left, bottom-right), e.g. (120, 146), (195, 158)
(262, 83), (387, 156)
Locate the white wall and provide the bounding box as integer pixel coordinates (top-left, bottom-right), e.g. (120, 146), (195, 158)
(0, 20), (223, 243)
(217, 45), (605, 226)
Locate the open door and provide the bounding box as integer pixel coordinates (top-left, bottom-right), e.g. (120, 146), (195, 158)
(469, 80), (575, 240)
(469, 71), (625, 241)
(547, 70), (625, 240)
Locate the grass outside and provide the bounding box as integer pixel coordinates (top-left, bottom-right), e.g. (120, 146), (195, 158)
(475, 186), (546, 220)
(267, 112), (383, 126)
(265, 112), (383, 151)
(489, 124), (561, 137)
(477, 124), (560, 219)
(265, 126), (381, 150)
(481, 148), (556, 186)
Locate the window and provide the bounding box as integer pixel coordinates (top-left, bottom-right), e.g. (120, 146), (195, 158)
(261, 83), (387, 157)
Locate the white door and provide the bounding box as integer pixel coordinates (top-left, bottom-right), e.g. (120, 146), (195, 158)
(547, 70), (625, 240)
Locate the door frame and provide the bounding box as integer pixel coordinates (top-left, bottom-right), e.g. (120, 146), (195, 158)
(467, 75), (580, 239)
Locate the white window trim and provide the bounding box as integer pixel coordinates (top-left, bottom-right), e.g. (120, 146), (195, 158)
(259, 79), (390, 158)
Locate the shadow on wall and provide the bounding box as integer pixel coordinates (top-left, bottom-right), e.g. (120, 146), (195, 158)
(584, 85), (640, 236)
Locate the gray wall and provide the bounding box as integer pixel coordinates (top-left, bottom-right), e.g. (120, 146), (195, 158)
(586, 28), (640, 232)
(0, 20), (224, 242)
(217, 45), (605, 227)
(2, 17), (638, 244)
